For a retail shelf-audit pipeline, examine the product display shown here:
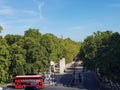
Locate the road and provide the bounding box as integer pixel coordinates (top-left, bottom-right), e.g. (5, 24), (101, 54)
(3, 85), (86, 90)
(81, 71), (103, 90)
(3, 71), (105, 90)
(57, 71), (105, 90)
(44, 85), (86, 90)
(2, 64), (106, 90)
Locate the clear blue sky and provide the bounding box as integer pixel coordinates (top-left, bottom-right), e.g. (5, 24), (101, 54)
(0, 0), (120, 41)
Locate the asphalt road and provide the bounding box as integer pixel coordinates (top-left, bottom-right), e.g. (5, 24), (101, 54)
(3, 85), (86, 90)
(44, 85), (86, 90)
(2, 67), (106, 90)
(81, 71), (101, 90)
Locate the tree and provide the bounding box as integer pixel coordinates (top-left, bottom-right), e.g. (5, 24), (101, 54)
(23, 29), (49, 74)
(63, 38), (81, 63)
(0, 26), (81, 84)
(0, 38), (10, 83)
(24, 28), (41, 38)
(9, 43), (26, 76)
(5, 34), (22, 45)
(79, 30), (120, 82)
(0, 26), (3, 33)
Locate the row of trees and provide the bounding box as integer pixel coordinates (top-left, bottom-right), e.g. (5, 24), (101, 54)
(0, 27), (81, 84)
(79, 31), (120, 82)
(1, 24), (119, 84)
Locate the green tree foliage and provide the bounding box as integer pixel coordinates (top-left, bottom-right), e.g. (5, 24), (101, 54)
(63, 38), (81, 63)
(9, 43), (26, 76)
(0, 38), (10, 83)
(0, 26), (3, 33)
(79, 31), (120, 82)
(40, 33), (63, 62)
(23, 29), (47, 73)
(24, 28), (41, 38)
(0, 27), (80, 84)
(5, 34), (22, 45)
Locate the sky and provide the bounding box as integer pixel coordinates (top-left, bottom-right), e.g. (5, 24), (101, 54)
(0, 0), (120, 41)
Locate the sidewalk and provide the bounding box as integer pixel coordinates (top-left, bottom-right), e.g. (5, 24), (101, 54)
(90, 71), (111, 90)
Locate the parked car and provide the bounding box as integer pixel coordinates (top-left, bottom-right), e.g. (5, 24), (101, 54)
(25, 86), (40, 90)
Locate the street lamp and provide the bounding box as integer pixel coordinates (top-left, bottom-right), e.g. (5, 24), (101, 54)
(73, 62), (76, 86)
(50, 61), (55, 85)
(51, 65), (55, 85)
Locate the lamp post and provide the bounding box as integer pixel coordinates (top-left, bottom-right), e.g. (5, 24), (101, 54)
(51, 65), (54, 85)
(50, 61), (55, 85)
(74, 62), (76, 86)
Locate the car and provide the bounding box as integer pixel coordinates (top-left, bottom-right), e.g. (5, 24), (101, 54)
(25, 86), (40, 90)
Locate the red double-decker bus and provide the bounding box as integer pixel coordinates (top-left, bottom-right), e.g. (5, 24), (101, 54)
(13, 75), (45, 89)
